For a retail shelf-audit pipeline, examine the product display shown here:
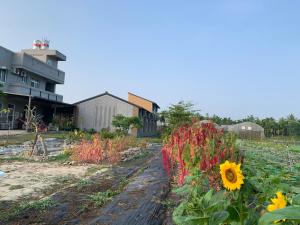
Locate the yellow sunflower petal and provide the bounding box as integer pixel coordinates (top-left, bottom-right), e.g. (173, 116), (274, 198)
(267, 204), (277, 212)
(267, 192), (287, 212)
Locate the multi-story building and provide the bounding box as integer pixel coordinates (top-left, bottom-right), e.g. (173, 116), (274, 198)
(0, 41), (73, 129)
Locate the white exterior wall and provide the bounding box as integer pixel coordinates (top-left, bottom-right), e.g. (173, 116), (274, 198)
(76, 94), (137, 132)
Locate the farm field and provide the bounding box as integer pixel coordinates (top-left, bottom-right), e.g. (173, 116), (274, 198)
(0, 131), (168, 225)
(239, 139), (300, 197)
(0, 128), (299, 225)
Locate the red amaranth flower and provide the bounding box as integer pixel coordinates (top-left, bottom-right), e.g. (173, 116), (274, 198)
(161, 120), (237, 187)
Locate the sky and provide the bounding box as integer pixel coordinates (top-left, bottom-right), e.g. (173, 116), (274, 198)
(1, 0), (300, 119)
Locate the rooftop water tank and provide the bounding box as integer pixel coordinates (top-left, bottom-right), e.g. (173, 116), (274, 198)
(32, 40), (42, 49)
(41, 39), (50, 49)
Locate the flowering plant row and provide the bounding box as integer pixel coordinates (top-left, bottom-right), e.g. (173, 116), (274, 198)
(162, 121), (238, 188)
(71, 134), (140, 164)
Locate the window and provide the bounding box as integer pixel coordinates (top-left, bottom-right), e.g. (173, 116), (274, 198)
(0, 69), (7, 83)
(21, 75), (27, 84)
(31, 79), (40, 88)
(47, 59), (53, 66)
(247, 126), (252, 131)
(47, 58), (56, 67)
(241, 126), (246, 130)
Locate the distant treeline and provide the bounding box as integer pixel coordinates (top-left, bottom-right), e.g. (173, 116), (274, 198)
(202, 114), (300, 137)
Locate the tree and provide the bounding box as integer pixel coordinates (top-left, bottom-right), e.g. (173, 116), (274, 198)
(261, 117), (277, 137)
(112, 115), (142, 135)
(22, 105), (48, 157)
(159, 101), (200, 135)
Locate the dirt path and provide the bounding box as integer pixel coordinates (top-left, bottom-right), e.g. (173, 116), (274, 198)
(88, 146), (169, 225)
(1, 144), (170, 225)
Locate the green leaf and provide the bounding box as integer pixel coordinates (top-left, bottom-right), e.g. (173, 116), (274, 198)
(173, 202), (209, 225)
(209, 211), (229, 225)
(173, 184), (191, 196)
(292, 194), (300, 205)
(172, 201), (188, 225)
(203, 189), (214, 205)
(291, 186), (300, 194)
(227, 205), (240, 221)
(258, 206), (300, 225)
(184, 216), (210, 225)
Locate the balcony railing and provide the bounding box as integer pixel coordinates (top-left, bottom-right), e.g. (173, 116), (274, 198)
(4, 82), (63, 102)
(12, 53), (65, 84)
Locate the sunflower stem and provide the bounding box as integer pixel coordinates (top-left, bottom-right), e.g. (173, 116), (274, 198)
(240, 191), (244, 225)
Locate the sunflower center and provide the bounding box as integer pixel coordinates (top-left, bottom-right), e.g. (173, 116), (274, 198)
(225, 169), (237, 183)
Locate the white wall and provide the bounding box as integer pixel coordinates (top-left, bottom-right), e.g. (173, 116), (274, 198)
(76, 94), (137, 132)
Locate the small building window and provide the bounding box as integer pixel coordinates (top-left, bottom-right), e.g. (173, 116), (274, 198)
(0, 69), (7, 83)
(247, 126), (252, 131)
(31, 79), (40, 88)
(21, 75), (27, 84)
(241, 126), (246, 130)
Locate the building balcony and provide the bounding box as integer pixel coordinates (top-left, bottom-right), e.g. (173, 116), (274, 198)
(11, 53), (65, 84)
(4, 82), (63, 102)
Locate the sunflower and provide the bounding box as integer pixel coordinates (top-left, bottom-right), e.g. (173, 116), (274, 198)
(267, 192), (287, 212)
(220, 160), (244, 191)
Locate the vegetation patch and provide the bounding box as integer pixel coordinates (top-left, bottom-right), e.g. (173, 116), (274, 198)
(0, 131), (68, 147)
(54, 175), (80, 184)
(0, 198), (56, 222)
(77, 179), (95, 191)
(162, 120), (300, 225)
(8, 185), (24, 190)
(88, 190), (117, 207)
(47, 151), (72, 162)
(0, 155), (29, 162)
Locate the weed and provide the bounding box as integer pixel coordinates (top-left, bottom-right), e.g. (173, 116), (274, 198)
(0, 198), (56, 222)
(88, 190), (117, 207)
(0, 156), (28, 162)
(77, 179), (95, 190)
(54, 175), (79, 184)
(9, 185), (24, 190)
(86, 165), (108, 176)
(77, 204), (89, 215)
(48, 151), (71, 162)
(0, 132), (67, 147)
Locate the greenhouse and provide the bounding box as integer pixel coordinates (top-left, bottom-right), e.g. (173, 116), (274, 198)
(226, 121), (265, 139)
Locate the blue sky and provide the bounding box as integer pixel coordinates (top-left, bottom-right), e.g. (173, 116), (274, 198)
(1, 0), (300, 119)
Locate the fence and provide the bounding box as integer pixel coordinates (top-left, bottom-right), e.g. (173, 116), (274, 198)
(0, 111), (21, 130)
